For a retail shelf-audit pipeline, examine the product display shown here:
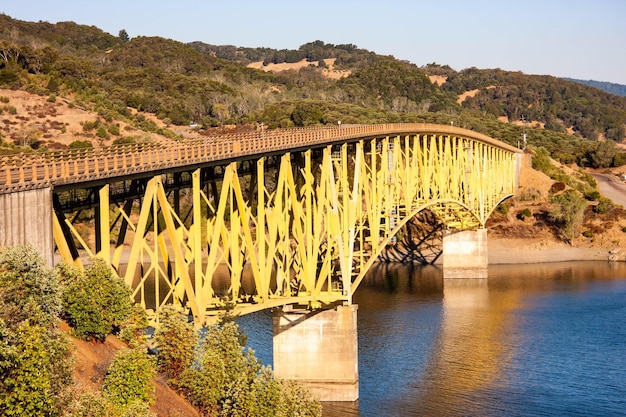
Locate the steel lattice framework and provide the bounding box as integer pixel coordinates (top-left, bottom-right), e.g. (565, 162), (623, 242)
(38, 125), (522, 324)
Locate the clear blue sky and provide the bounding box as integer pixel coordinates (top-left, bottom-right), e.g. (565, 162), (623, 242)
(3, 0), (626, 84)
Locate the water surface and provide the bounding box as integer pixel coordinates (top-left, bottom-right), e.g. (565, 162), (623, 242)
(238, 262), (626, 416)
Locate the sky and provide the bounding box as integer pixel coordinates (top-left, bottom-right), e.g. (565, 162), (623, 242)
(2, 0), (626, 84)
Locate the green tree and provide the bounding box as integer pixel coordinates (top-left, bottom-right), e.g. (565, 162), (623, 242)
(587, 140), (617, 168)
(119, 304), (150, 349)
(153, 305), (197, 380)
(173, 320), (321, 417)
(0, 246), (74, 417)
(549, 189), (587, 244)
(102, 348), (156, 411)
(0, 244), (62, 328)
(291, 102), (323, 126)
(118, 29), (130, 42)
(57, 259), (133, 341)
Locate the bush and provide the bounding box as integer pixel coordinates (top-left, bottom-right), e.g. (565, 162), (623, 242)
(82, 120), (100, 132)
(68, 139), (93, 149)
(154, 305), (197, 380)
(0, 244), (62, 328)
(96, 125), (110, 139)
(517, 208), (532, 220)
(549, 181), (566, 193)
(0, 245), (74, 417)
(108, 123), (121, 136)
(113, 136), (136, 145)
(495, 202), (509, 215)
(57, 259), (134, 341)
(583, 189), (601, 201)
(516, 188), (541, 201)
(102, 348), (156, 411)
(119, 305), (150, 349)
(173, 321), (321, 417)
(593, 197), (614, 214)
(63, 391), (114, 417)
(549, 189), (587, 243)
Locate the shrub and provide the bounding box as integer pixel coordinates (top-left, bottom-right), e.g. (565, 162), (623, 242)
(108, 123), (121, 136)
(47, 94), (57, 103)
(173, 321), (321, 417)
(549, 189), (587, 243)
(57, 259), (133, 341)
(593, 197), (614, 214)
(102, 348), (156, 411)
(583, 189), (602, 201)
(495, 202), (509, 215)
(154, 305), (197, 380)
(96, 125), (109, 139)
(516, 188), (541, 201)
(119, 305), (150, 349)
(0, 322), (55, 416)
(0, 245), (74, 417)
(113, 136), (136, 145)
(517, 208), (532, 220)
(0, 244), (62, 328)
(68, 139), (93, 149)
(82, 120), (100, 132)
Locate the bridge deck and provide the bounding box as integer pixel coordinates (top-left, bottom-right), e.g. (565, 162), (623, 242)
(0, 123), (521, 194)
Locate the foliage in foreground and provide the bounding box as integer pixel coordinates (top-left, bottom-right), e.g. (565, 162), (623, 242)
(0, 245), (74, 417)
(57, 259), (134, 341)
(102, 348), (156, 412)
(158, 310), (322, 417)
(1, 245), (320, 416)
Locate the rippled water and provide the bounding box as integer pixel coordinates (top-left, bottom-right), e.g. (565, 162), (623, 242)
(237, 261), (626, 417)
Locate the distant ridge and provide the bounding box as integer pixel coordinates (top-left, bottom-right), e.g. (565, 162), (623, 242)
(563, 78), (626, 97)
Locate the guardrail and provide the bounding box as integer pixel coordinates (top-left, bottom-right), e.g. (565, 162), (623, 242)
(0, 123), (521, 193)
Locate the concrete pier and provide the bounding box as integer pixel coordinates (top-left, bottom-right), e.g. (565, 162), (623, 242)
(0, 188), (54, 266)
(442, 228), (488, 278)
(273, 304), (359, 401)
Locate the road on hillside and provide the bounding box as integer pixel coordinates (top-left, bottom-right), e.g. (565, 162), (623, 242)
(591, 173), (626, 207)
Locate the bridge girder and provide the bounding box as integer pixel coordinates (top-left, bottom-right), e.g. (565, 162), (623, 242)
(52, 132), (520, 325)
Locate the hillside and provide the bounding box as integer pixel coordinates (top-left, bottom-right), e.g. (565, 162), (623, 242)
(564, 78), (626, 97)
(2, 13), (626, 253)
(62, 321), (199, 417)
(2, 13), (626, 157)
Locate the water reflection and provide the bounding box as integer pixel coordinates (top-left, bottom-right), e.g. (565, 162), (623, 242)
(313, 262), (626, 416)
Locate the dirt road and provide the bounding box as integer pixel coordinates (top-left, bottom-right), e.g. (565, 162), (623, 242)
(591, 173), (626, 207)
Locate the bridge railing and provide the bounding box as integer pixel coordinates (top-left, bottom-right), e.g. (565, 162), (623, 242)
(0, 124), (520, 193)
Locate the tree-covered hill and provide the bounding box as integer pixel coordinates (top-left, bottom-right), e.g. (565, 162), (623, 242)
(2, 14), (626, 169)
(564, 78), (626, 97)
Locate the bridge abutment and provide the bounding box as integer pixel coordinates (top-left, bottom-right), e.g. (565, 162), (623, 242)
(272, 304), (359, 402)
(442, 228), (488, 278)
(0, 188), (54, 266)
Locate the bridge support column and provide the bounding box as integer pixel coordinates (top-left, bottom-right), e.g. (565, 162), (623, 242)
(273, 304), (359, 402)
(443, 228), (488, 278)
(0, 188), (54, 267)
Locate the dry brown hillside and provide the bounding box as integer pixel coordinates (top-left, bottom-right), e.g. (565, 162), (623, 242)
(0, 89), (204, 149)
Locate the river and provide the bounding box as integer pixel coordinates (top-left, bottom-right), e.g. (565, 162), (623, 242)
(237, 261), (626, 417)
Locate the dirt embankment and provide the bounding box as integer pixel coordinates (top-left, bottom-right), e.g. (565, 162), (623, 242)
(61, 319), (199, 417)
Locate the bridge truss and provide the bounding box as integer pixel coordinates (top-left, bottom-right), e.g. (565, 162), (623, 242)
(48, 127), (520, 324)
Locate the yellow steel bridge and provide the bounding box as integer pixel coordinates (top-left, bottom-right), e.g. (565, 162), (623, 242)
(0, 123), (522, 325)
